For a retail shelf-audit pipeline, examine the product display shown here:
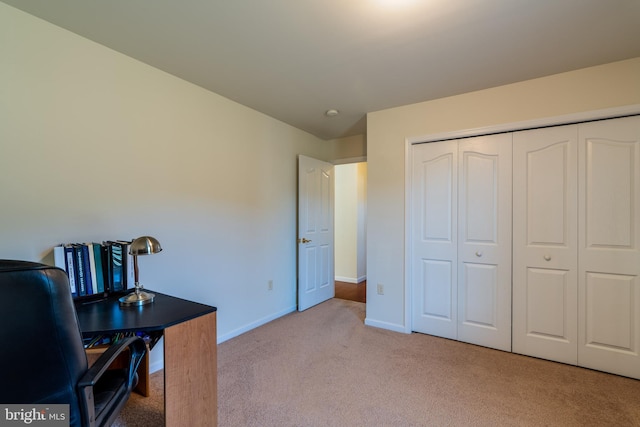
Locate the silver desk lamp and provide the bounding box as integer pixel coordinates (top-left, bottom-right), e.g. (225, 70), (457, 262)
(119, 236), (162, 306)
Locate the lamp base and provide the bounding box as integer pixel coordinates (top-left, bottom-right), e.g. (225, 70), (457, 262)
(119, 290), (155, 307)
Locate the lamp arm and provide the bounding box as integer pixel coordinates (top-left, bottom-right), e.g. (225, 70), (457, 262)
(133, 255), (140, 289)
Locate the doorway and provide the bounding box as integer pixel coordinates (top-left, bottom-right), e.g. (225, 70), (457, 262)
(334, 162), (367, 303)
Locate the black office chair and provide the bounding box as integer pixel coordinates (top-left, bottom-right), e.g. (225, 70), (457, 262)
(0, 260), (146, 427)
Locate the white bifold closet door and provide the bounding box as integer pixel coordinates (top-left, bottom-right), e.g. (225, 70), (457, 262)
(512, 125), (579, 364)
(578, 116), (640, 379)
(513, 115), (640, 379)
(411, 140), (458, 340)
(411, 134), (512, 352)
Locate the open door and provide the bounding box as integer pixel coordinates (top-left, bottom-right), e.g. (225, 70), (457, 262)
(298, 155), (334, 311)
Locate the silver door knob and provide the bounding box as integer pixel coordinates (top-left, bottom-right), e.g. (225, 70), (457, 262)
(475, 251), (483, 257)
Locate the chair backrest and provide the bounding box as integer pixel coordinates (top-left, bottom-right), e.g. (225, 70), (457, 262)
(0, 260), (87, 426)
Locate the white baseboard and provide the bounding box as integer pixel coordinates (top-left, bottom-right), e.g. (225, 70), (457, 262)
(364, 317), (410, 334)
(217, 305), (297, 344)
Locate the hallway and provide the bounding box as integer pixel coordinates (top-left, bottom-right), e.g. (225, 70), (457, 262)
(334, 280), (366, 303)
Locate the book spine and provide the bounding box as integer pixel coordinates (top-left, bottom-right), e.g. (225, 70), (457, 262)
(86, 243), (98, 295)
(126, 243), (133, 289)
(103, 243), (113, 293)
(92, 243), (106, 294)
(80, 244), (93, 295)
(53, 245), (66, 270)
(64, 245), (78, 297)
(117, 240), (134, 290)
(74, 245), (87, 296)
(109, 241), (124, 292)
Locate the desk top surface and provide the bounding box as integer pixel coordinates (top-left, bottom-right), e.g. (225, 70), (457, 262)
(75, 290), (216, 335)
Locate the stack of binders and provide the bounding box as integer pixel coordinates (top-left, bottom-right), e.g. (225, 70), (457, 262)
(53, 240), (134, 300)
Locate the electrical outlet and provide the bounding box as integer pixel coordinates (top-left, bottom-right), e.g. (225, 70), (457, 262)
(377, 284), (384, 295)
(268, 280), (273, 291)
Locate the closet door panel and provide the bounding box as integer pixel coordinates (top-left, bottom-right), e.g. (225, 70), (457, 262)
(526, 268), (571, 338)
(513, 126), (578, 364)
(457, 134), (512, 351)
(460, 263), (497, 327)
(585, 273), (635, 350)
(411, 141), (458, 339)
(578, 116), (640, 379)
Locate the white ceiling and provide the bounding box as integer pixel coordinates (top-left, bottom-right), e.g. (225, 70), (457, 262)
(3, 0), (640, 140)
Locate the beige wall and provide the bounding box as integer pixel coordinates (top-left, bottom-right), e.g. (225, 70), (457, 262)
(356, 162), (367, 281)
(335, 164), (359, 281)
(366, 57), (640, 331)
(334, 162), (367, 283)
(0, 3), (329, 354)
(326, 134), (367, 163)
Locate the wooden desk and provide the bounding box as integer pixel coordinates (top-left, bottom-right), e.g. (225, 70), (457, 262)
(75, 291), (217, 426)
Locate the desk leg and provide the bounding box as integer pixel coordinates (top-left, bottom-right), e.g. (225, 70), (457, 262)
(164, 312), (217, 426)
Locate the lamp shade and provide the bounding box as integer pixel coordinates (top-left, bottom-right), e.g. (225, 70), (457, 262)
(129, 236), (162, 256)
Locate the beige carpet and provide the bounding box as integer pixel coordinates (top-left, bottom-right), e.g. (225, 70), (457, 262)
(115, 298), (640, 426)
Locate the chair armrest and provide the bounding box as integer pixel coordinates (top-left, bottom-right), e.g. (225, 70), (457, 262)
(77, 336), (147, 427)
(79, 336), (147, 389)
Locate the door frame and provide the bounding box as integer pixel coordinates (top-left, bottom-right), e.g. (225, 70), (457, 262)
(404, 104), (640, 334)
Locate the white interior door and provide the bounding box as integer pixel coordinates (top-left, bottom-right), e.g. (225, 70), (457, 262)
(578, 116), (640, 379)
(512, 125), (578, 364)
(411, 141), (458, 339)
(457, 134), (512, 352)
(298, 155), (334, 311)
